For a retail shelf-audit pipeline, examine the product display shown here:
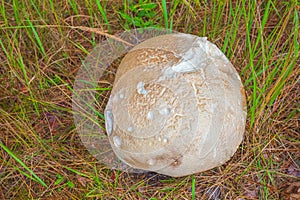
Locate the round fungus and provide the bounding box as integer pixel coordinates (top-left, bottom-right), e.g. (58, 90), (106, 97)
(104, 33), (247, 177)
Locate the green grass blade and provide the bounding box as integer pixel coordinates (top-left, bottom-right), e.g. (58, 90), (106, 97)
(169, 0), (180, 31)
(253, 0), (272, 52)
(191, 175), (196, 200)
(17, 54), (40, 115)
(243, 0), (257, 128)
(292, 6), (299, 56)
(95, 0), (111, 32)
(29, 0), (43, 20)
(63, 166), (91, 178)
(67, 0), (79, 14)
(0, 142), (47, 187)
(26, 19), (46, 57)
(12, 0), (21, 25)
(0, 0), (8, 26)
(162, 0), (169, 30)
(48, 0), (63, 35)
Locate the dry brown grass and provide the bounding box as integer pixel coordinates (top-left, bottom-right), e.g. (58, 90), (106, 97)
(0, 0), (299, 199)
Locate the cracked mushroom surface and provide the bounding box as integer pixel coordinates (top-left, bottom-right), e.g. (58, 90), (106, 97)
(104, 33), (247, 177)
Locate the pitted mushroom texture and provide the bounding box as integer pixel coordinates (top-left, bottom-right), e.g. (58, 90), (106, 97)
(104, 33), (247, 177)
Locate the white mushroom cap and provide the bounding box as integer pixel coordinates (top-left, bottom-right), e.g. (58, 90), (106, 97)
(104, 33), (247, 177)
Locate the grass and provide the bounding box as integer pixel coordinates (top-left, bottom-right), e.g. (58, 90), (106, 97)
(0, 0), (299, 199)
(162, 0), (169, 29)
(0, 141), (47, 187)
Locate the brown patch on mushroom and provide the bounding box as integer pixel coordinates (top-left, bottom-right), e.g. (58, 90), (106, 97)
(154, 154), (183, 168)
(134, 48), (180, 66)
(240, 85), (247, 109)
(154, 154), (167, 162)
(115, 48), (181, 81)
(170, 156), (183, 168)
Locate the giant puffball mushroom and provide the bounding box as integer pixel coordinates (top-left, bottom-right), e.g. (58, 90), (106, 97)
(104, 33), (247, 177)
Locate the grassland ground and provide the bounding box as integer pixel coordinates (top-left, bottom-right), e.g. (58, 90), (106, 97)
(0, 0), (299, 199)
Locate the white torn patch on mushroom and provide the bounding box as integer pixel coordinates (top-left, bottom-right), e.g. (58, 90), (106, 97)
(147, 110), (154, 120)
(235, 72), (242, 81)
(148, 159), (155, 166)
(159, 105), (172, 116)
(127, 126), (134, 132)
(159, 108), (170, 115)
(237, 101), (241, 106)
(165, 132), (173, 139)
(158, 64), (178, 82)
(137, 81), (148, 95)
(172, 37), (209, 73)
(163, 67), (177, 78)
(213, 147), (217, 158)
(158, 38), (210, 82)
(113, 136), (122, 147)
(119, 91), (125, 99)
(104, 109), (113, 136)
